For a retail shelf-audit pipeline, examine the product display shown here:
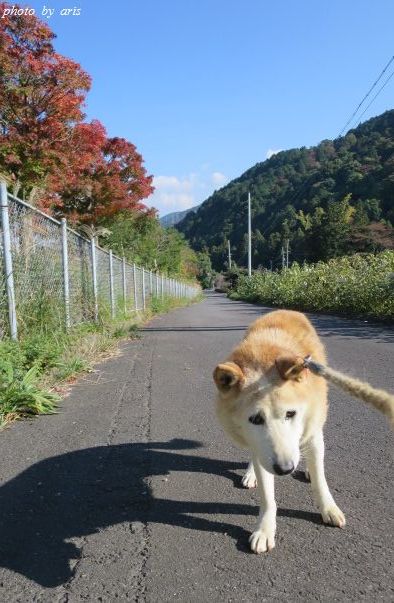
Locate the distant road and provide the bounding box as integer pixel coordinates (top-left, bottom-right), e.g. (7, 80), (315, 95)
(0, 293), (393, 601)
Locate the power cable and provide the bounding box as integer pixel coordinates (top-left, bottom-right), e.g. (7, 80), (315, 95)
(356, 69), (394, 123)
(337, 55), (394, 137)
(260, 54), (394, 237)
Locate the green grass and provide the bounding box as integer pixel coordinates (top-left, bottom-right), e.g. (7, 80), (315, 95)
(149, 293), (204, 315)
(0, 291), (201, 428)
(0, 319), (137, 427)
(0, 361), (59, 426)
(53, 356), (92, 381)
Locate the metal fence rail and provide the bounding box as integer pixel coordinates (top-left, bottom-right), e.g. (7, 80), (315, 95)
(0, 182), (199, 340)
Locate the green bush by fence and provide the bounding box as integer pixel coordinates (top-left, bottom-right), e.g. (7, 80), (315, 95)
(230, 251), (394, 319)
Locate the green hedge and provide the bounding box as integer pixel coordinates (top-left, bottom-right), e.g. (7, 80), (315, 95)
(230, 251), (394, 319)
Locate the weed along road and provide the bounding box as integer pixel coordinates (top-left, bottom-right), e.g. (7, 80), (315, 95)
(0, 293), (393, 602)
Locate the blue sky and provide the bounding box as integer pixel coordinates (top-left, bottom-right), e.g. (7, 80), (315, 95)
(20, 0), (394, 216)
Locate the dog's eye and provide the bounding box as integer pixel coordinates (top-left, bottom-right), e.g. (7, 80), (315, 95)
(286, 410), (296, 419)
(249, 413), (265, 425)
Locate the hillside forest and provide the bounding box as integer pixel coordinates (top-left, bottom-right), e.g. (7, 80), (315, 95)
(177, 110), (394, 272)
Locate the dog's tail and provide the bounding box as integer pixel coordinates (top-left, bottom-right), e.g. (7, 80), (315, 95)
(304, 356), (394, 427)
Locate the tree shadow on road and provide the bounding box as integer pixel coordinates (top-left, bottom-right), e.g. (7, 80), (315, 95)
(0, 438), (320, 587)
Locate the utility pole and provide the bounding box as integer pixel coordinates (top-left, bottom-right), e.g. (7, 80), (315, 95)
(281, 245), (285, 270)
(227, 239), (232, 269)
(247, 191), (252, 277)
(285, 239), (290, 268)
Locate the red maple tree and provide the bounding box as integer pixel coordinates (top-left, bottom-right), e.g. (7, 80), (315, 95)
(0, 4), (91, 192)
(45, 134), (154, 222)
(0, 3), (154, 223)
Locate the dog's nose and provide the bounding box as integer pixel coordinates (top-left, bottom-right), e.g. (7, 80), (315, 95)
(273, 461), (294, 476)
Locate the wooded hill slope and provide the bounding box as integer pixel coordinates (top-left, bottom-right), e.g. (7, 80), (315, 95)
(160, 204), (200, 228)
(177, 110), (394, 271)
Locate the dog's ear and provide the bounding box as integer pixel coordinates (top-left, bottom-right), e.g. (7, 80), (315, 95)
(213, 362), (245, 393)
(275, 355), (305, 381)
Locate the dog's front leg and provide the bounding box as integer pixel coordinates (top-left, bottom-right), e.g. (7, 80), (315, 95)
(249, 456), (276, 553)
(242, 460), (257, 488)
(305, 430), (346, 528)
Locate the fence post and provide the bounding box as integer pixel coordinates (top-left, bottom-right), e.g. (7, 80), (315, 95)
(91, 237), (98, 322)
(122, 257), (127, 315)
(0, 181), (17, 340)
(142, 268), (146, 310)
(149, 270), (153, 300)
(155, 272), (159, 297)
(133, 263), (138, 312)
(109, 250), (115, 319)
(61, 218), (71, 329)
(161, 274), (164, 298)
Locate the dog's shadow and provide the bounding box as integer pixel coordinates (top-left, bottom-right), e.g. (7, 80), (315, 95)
(0, 438), (320, 587)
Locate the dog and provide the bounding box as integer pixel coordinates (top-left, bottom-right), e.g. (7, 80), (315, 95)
(213, 309), (346, 554)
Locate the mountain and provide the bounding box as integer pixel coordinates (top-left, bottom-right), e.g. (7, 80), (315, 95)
(176, 110), (394, 271)
(160, 204), (200, 228)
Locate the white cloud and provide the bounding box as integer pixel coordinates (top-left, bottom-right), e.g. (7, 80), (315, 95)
(211, 171), (228, 187)
(148, 175), (196, 214)
(159, 192), (194, 210)
(149, 169), (227, 216)
(266, 148), (282, 159)
(152, 175), (193, 193)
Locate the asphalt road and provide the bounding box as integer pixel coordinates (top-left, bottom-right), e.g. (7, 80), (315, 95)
(0, 293), (393, 602)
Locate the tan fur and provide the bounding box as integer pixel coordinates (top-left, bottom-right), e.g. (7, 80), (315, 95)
(214, 310), (328, 447)
(213, 310), (347, 554)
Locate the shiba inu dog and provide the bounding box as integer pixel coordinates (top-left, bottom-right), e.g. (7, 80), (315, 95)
(213, 309), (346, 554)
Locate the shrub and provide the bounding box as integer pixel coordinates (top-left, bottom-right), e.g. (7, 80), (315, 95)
(230, 251), (394, 320)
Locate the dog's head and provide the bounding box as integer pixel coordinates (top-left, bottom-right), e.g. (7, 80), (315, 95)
(213, 354), (310, 476)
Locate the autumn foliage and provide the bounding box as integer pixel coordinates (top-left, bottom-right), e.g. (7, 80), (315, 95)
(0, 3), (153, 222)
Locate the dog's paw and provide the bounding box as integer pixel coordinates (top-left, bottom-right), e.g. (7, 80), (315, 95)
(249, 528), (275, 554)
(304, 468), (310, 482)
(242, 465), (257, 489)
(321, 504), (346, 528)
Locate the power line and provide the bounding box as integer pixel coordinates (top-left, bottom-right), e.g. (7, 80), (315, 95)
(337, 54), (394, 137)
(260, 54), (394, 239)
(239, 55), (394, 268)
(356, 69), (394, 124)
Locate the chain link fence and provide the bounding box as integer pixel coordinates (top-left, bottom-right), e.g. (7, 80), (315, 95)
(0, 182), (199, 340)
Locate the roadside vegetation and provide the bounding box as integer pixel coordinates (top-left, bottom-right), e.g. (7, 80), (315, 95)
(0, 7), (203, 428)
(229, 251), (394, 320)
(0, 294), (199, 428)
(177, 111), (394, 271)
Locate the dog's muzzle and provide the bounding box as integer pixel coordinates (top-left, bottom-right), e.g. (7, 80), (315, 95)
(273, 460), (295, 476)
